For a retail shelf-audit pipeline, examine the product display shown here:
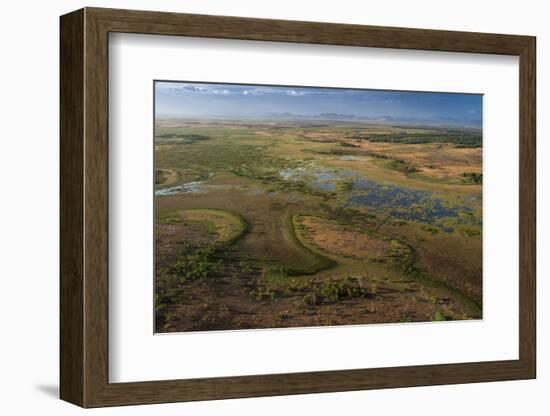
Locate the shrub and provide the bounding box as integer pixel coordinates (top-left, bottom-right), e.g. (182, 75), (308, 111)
(386, 158), (420, 174)
(171, 245), (219, 281)
(462, 172), (483, 184)
(302, 293), (318, 306)
(250, 286), (278, 301)
(433, 311), (453, 321)
(421, 225), (440, 235)
(302, 277), (371, 306)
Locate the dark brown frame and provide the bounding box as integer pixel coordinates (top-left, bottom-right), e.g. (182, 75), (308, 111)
(60, 7), (536, 408)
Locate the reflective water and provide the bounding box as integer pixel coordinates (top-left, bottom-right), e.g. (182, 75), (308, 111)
(279, 165), (358, 191)
(338, 155), (371, 161)
(155, 181), (203, 196)
(349, 179), (476, 224)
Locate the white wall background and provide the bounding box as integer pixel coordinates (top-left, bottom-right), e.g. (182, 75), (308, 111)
(0, 0), (545, 414)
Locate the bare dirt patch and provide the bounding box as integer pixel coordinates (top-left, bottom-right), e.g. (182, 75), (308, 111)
(296, 215), (398, 260)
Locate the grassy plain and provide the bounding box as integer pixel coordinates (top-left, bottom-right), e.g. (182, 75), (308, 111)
(154, 119), (482, 332)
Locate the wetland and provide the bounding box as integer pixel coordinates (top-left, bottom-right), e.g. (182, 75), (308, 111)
(154, 117), (482, 332)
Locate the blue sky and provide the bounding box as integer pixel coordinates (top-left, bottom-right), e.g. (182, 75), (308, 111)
(155, 81), (482, 127)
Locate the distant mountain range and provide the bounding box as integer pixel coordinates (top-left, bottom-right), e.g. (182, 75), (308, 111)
(266, 112), (481, 128)
(269, 112), (393, 121)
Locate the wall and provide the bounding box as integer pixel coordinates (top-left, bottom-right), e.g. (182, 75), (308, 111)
(0, 0), (545, 414)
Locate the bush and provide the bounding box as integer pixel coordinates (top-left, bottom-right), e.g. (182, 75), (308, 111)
(433, 311), (453, 321)
(250, 286), (278, 301)
(462, 172), (482, 184)
(302, 277), (371, 306)
(302, 293), (318, 306)
(421, 225), (440, 235)
(386, 158), (420, 174)
(171, 245), (219, 281)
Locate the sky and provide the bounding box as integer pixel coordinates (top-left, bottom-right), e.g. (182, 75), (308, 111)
(155, 81), (482, 127)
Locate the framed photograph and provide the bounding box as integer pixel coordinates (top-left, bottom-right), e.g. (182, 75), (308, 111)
(60, 7), (536, 407)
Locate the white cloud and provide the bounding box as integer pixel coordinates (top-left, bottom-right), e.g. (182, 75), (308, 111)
(286, 90), (305, 97)
(242, 87), (276, 96)
(168, 85), (208, 93)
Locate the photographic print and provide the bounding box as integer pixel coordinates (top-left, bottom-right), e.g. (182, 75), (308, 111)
(154, 81), (482, 333)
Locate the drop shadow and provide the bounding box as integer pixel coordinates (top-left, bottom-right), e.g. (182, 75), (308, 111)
(35, 384), (59, 399)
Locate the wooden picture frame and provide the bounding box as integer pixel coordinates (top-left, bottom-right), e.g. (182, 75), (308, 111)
(60, 7), (536, 408)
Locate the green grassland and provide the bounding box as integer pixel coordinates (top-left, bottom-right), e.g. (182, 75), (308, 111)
(154, 119), (482, 332)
